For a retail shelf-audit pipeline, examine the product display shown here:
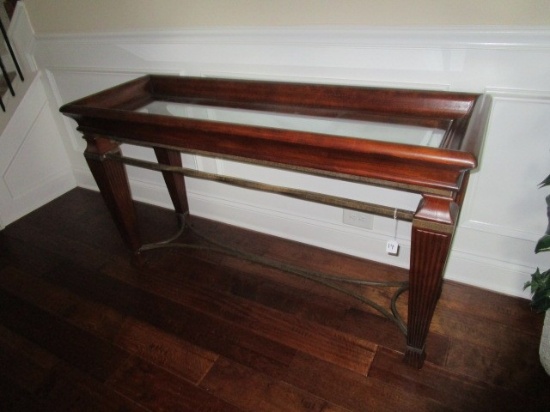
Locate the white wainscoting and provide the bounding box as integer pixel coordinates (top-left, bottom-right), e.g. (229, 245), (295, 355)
(0, 71), (76, 228)
(14, 3), (550, 298)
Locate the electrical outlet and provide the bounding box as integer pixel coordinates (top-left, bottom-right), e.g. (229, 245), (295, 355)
(343, 209), (374, 230)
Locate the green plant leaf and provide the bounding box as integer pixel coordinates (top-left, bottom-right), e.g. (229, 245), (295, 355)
(535, 234), (550, 253)
(539, 173), (550, 188)
(525, 267), (550, 292)
(530, 289), (550, 313)
(524, 268), (550, 312)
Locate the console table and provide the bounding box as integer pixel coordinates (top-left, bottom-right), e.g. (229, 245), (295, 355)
(60, 75), (491, 368)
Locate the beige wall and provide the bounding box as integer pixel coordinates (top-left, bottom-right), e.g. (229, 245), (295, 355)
(24, 0), (550, 34)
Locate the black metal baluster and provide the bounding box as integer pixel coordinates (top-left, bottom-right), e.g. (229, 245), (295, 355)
(0, 13), (25, 111)
(0, 55), (15, 96)
(0, 19), (23, 81)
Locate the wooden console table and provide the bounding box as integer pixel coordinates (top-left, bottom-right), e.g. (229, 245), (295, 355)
(60, 75), (492, 368)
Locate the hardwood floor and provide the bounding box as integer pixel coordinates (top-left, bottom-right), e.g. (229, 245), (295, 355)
(0, 188), (549, 411)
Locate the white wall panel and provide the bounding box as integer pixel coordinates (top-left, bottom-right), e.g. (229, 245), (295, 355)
(0, 72), (75, 226)
(462, 96), (550, 238)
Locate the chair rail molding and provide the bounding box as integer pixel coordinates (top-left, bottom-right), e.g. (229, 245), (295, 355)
(18, 2), (550, 299)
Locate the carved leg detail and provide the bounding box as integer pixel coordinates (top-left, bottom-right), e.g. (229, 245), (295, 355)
(405, 227), (452, 368)
(405, 195), (457, 368)
(84, 135), (142, 255)
(154, 147), (189, 214)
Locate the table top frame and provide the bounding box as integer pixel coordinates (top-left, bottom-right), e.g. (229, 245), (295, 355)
(61, 75), (492, 197)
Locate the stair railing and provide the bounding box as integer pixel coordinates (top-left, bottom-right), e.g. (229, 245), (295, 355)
(0, 17), (24, 111)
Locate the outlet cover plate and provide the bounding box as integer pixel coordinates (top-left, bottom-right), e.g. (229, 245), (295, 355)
(343, 209), (374, 230)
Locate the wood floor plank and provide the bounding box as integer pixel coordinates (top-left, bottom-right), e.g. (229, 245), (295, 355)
(41, 261), (298, 379)
(2, 222), (114, 271)
(431, 284), (548, 389)
(0, 325), (146, 412)
(115, 318), (219, 384)
(0, 232), (63, 276)
(103, 257), (377, 374)
(368, 346), (546, 412)
(201, 356), (353, 412)
(40, 362), (150, 412)
(430, 300), (542, 363)
(283, 351), (373, 412)
(444, 338), (550, 401)
(0, 374), (53, 412)
(0, 264), (126, 343)
(439, 281), (543, 334)
(0, 263), (218, 386)
(109, 355), (245, 412)
(286, 350), (459, 412)
(0, 265), (90, 318)
(0, 287), (129, 382)
(0, 325), (58, 399)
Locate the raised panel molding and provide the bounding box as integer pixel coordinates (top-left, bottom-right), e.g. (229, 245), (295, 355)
(0, 72), (75, 227)
(459, 93), (550, 240)
(13, 0), (550, 297)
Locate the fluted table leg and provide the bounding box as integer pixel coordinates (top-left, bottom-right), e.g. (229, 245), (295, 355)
(405, 194), (457, 368)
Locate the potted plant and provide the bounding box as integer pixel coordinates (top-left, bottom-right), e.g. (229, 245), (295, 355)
(524, 173), (550, 375)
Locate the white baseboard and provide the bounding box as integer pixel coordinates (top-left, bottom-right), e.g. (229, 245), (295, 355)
(2, 170), (75, 226)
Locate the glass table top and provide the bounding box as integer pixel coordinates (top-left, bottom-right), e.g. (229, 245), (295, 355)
(138, 100), (446, 148)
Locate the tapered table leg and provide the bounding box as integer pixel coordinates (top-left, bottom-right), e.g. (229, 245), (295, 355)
(404, 194), (457, 368)
(153, 147), (189, 214)
(84, 134), (142, 255)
